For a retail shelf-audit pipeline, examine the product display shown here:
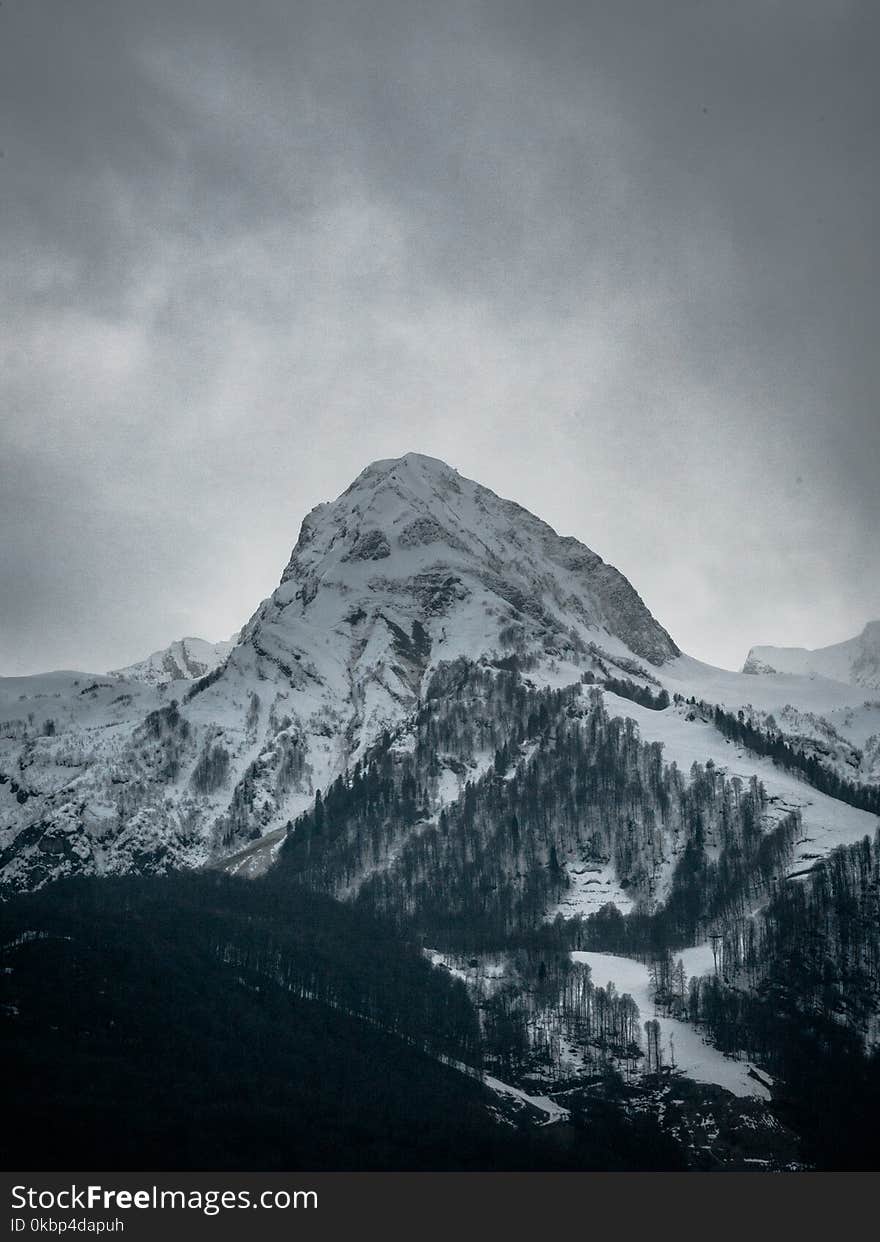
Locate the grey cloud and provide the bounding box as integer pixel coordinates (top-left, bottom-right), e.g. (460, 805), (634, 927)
(1, 1), (877, 673)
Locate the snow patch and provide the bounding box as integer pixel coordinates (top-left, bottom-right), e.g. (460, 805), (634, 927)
(571, 951), (770, 1099)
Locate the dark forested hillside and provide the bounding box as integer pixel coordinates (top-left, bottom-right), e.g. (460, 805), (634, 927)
(268, 666), (880, 1168)
(0, 873), (487, 1169)
(4, 658), (878, 1171)
(0, 871), (684, 1171)
(279, 684), (791, 950)
(677, 830), (880, 1169)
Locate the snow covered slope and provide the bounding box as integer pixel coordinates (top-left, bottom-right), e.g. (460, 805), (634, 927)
(110, 636), (236, 685)
(743, 621), (880, 690)
(600, 689), (878, 883)
(571, 951), (770, 1099)
(656, 653), (880, 789)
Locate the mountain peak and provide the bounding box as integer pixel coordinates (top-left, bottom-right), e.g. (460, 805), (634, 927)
(340, 452), (464, 508)
(356, 451), (459, 480)
(268, 455), (678, 678)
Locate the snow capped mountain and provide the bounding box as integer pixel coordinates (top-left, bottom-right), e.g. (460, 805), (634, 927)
(0, 454), (678, 892)
(229, 451), (679, 740)
(265, 450), (678, 662)
(743, 621), (880, 690)
(109, 636), (236, 685)
(1, 453), (877, 898)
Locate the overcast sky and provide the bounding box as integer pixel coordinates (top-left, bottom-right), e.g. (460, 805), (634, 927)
(1, 0), (877, 675)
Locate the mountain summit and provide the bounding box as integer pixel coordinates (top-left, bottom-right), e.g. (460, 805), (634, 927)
(252, 450), (678, 675)
(207, 450), (681, 796)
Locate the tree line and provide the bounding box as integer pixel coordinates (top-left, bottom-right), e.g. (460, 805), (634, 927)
(707, 701), (880, 815)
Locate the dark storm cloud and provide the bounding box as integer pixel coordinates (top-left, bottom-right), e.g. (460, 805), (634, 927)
(1, 1), (877, 673)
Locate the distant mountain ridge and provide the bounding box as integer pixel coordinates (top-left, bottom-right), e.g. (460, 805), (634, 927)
(743, 621), (880, 690)
(110, 635), (236, 685)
